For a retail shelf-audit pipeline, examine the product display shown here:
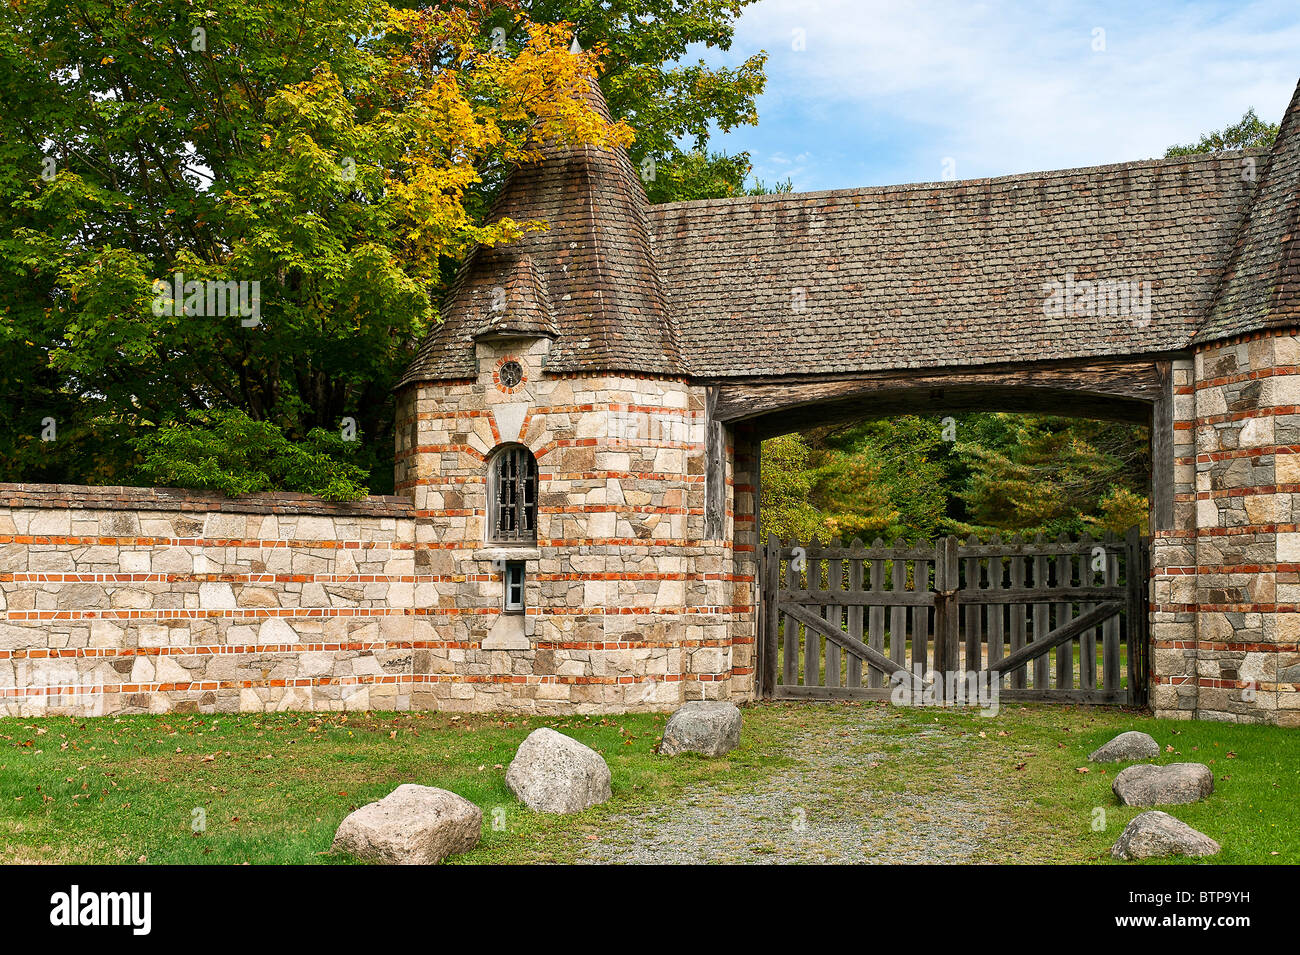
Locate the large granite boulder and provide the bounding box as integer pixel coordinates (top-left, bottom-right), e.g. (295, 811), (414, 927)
(505, 728), (612, 813)
(331, 784), (481, 865)
(1089, 731), (1160, 763)
(1111, 811), (1221, 860)
(1113, 763), (1214, 806)
(660, 701), (743, 757)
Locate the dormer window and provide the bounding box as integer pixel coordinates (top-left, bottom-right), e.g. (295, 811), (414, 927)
(488, 444), (538, 543)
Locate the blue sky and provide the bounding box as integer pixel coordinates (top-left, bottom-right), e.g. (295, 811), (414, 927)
(693, 0), (1300, 192)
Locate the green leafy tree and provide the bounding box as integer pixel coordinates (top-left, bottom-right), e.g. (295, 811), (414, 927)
(515, 0), (768, 202)
(135, 410), (370, 500)
(0, 0), (629, 493)
(809, 417), (950, 542)
(953, 414), (1150, 537)
(762, 418), (950, 544)
(758, 433), (826, 543)
(1165, 107), (1279, 157)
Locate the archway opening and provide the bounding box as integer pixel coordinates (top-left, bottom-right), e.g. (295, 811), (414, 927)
(721, 367), (1164, 707)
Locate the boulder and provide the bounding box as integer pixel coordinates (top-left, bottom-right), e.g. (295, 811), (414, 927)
(660, 701), (743, 757)
(331, 784), (481, 865)
(1088, 730), (1160, 763)
(1111, 810), (1221, 860)
(1112, 763), (1214, 806)
(505, 728), (612, 813)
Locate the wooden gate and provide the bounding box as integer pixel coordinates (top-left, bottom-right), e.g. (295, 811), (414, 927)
(757, 529), (1149, 705)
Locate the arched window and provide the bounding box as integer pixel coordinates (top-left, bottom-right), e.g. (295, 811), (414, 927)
(488, 444), (538, 543)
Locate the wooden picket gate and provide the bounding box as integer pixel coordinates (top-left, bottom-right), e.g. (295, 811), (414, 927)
(757, 529), (1149, 705)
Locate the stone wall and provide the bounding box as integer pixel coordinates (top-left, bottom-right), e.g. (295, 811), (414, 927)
(394, 334), (752, 713)
(0, 485), (415, 716)
(1151, 329), (1300, 725)
(10, 331), (1297, 723)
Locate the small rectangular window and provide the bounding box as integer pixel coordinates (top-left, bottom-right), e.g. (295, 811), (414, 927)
(504, 562), (525, 613)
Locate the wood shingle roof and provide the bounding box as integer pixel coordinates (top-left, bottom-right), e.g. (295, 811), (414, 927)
(401, 77), (1300, 386)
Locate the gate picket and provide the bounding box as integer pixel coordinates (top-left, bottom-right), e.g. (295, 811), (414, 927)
(868, 546), (885, 689)
(847, 540), (865, 689)
(805, 554), (821, 687)
(782, 546), (798, 688)
(912, 555), (929, 680)
(987, 537), (1004, 684)
(1078, 532), (1097, 691)
(1009, 538), (1028, 689)
(1103, 531), (1121, 694)
(826, 557), (843, 688)
(1055, 532), (1074, 690)
(1032, 536), (1050, 689)
(964, 537), (982, 671)
(891, 552), (908, 673)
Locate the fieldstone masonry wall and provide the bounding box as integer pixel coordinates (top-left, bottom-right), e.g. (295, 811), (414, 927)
(1151, 329), (1300, 726)
(4, 333), (1298, 723)
(0, 486), (416, 716)
(391, 335), (752, 714)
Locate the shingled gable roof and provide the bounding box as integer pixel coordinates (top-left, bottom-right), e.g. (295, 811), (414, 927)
(398, 76), (682, 386)
(1196, 79), (1300, 343)
(401, 76), (1300, 388)
(647, 152), (1261, 379)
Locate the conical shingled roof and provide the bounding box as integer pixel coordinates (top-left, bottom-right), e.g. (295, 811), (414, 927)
(1197, 78), (1300, 343)
(399, 77), (682, 386)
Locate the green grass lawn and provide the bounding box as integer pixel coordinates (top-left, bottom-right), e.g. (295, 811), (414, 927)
(0, 704), (1295, 864)
(851, 704), (1300, 864)
(0, 709), (793, 865)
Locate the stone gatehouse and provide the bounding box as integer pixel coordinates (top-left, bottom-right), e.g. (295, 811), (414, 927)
(3, 78), (1300, 724)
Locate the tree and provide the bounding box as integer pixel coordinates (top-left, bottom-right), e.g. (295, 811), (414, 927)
(0, 0), (629, 491)
(514, 0), (768, 202)
(135, 409), (369, 500)
(1165, 107), (1279, 157)
(761, 417), (950, 544)
(759, 433), (826, 543)
(808, 417), (950, 542)
(953, 414), (1150, 536)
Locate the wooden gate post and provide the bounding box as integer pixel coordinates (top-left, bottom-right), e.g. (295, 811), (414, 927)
(932, 535), (960, 702)
(761, 534), (780, 699)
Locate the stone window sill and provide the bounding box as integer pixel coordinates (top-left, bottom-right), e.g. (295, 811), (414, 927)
(474, 546), (542, 561)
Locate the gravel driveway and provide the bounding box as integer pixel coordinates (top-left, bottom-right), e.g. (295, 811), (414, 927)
(583, 704), (1017, 864)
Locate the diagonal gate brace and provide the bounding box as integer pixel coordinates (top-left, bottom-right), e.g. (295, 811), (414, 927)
(985, 601), (1123, 678)
(780, 601), (929, 690)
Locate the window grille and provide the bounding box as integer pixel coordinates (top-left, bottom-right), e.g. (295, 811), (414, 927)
(489, 445), (538, 543)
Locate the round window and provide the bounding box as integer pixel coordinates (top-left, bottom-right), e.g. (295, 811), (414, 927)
(498, 360), (524, 388)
